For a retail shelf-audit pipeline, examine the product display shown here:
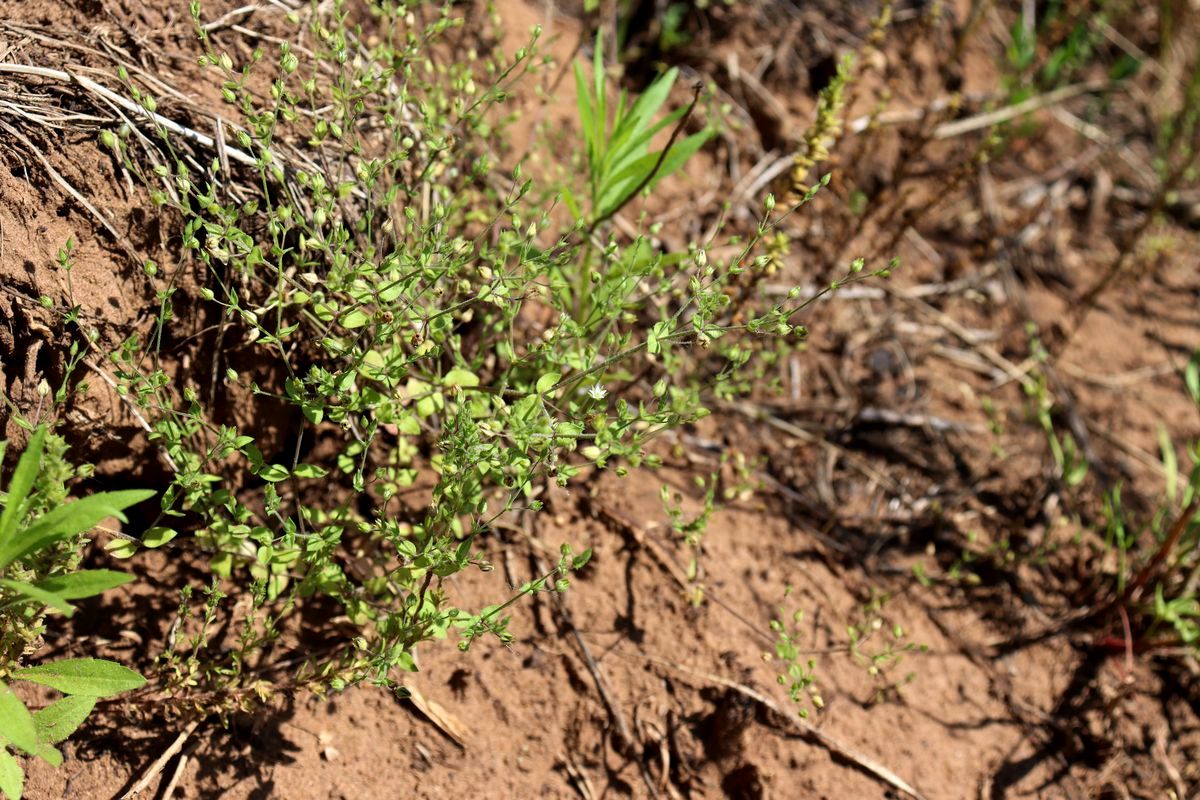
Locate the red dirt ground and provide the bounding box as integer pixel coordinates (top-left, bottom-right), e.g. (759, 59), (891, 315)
(4, 0), (1200, 798)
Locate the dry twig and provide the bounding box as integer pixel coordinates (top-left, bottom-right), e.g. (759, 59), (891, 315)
(635, 652), (928, 800)
(119, 718), (201, 799)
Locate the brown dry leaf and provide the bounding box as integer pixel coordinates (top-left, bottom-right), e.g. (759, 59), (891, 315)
(405, 684), (470, 747)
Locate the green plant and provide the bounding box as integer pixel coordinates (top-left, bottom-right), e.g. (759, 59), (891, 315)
(1091, 349), (1200, 657)
(1025, 328), (1089, 488)
(80, 0), (879, 721)
(661, 471), (718, 606)
(767, 587), (822, 718)
(845, 589), (923, 704)
(0, 426), (150, 800)
(569, 31), (713, 227)
(563, 31), (714, 319)
(660, 452), (760, 605)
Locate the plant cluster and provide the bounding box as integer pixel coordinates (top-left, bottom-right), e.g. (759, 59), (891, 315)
(62, 0), (881, 723)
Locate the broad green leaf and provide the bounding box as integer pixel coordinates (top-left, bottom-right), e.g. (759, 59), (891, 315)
(361, 349), (385, 369)
(257, 464), (290, 482)
(34, 695), (96, 744)
(0, 681), (38, 755)
(211, 551), (233, 578)
(0, 579), (74, 616)
(535, 373), (559, 395)
(242, 443), (265, 468)
(394, 414), (421, 436)
(341, 308), (370, 329)
(0, 748), (22, 800)
(13, 659), (146, 698)
(29, 741), (61, 767)
(414, 391), (443, 418)
(141, 527), (177, 549)
(0, 425), (46, 549)
(292, 464), (328, 479)
(35, 570), (134, 600)
(573, 548), (593, 569)
(443, 369), (480, 388)
(104, 539), (138, 559)
(0, 489), (155, 569)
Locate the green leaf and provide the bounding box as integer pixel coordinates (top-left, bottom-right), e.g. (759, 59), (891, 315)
(1186, 349), (1200, 407)
(443, 369), (480, 388)
(605, 69), (678, 172)
(394, 414), (421, 436)
(35, 570), (134, 600)
(1108, 52), (1141, 81)
(605, 103), (686, 182)
(103, 539), (138, 559)
(0, 682), (38, 755)
(574, 62), (596, 165)
(596, 150), (659, 219)
(561, 186), (583, 222)
(592, 30), (606, 154)
(0, 749), (22, 800)
(141, 527), (177, 549)
(0, 489), (155, 570)
(535, 373), (559, 395)
(415, 393), (440, 418)
(600, 127), (712, 220)
(30, 742), (61, 768)
(1160, 424), (1178, 504)
(242, 443), (265, 468)
(0, 579), (74, 616)
(646, 129), (713, 194)
(341, 308), (370, 329)
(292, 464), (328, 479)
(13, 659), (146, 698)
(257, 464), (290, 482)
(0, 425), (47, 549)
(33, 695), (96, 744)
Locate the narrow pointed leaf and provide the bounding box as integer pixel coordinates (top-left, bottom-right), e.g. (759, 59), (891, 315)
(644, 129), (714, 194)
(598, 150), (660, 217)
(0, 579), (74, 616)
(606, 69), (679, 167)
(0, 425), (46, 548)
(573, 62), (595, 162)
(606, 104), (687, 181)
(35, 570), (134, 600)
(0, 489), (154, 569)
(13, 659), (146, 698)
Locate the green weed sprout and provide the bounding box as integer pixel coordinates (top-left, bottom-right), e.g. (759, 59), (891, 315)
(566, 30), (713, 229)
(0, 426), (150, 800)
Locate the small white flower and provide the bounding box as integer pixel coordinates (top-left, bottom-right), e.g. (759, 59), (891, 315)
(586, 383), (608, 401)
